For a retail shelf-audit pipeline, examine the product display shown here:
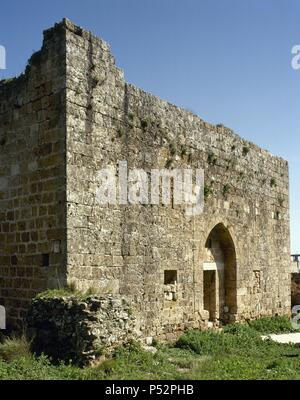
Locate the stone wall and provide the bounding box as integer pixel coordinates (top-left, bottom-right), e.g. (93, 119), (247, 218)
(0, 19), (291, 337)
(64, 19), (291, 339)
(0, 23), (67, 328)
(26, 293), (137, 366)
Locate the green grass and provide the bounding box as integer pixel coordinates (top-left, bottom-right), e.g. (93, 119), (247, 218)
(35, 285), (96, 300)
(1, 316), (300, 380)
(247, 315), (297, 334)
(0, 335), (31, 362)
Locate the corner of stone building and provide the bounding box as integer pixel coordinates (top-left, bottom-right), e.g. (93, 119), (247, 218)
(0, 20), (70, 329)
(63, 19), (126, 292)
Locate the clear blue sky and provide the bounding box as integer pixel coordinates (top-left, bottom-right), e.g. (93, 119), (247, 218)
(1, 0), (299, 252)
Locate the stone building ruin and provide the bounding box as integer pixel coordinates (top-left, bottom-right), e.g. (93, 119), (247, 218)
(0, 19), (291, 338)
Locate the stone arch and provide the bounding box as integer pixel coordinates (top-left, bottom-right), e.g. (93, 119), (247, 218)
(203, 223), (237, 324)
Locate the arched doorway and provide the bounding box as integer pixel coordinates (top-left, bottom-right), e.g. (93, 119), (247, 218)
(203, 223), (237, 324)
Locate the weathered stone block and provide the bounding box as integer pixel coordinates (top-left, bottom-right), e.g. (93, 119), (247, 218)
(26, 293), (138, 366)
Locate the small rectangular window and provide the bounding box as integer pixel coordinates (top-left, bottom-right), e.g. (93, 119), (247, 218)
(164, 270), (177, 285)
(42, 254), (49, 267)
(52, 240), (61, 254)
(11, 255), (18, 266)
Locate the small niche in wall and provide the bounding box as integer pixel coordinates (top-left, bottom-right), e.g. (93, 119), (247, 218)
(52, 240), (61, 254)
(253, 270), (261, 294)
(42, 254), (49, 267)
(164, 270), (178, 302)
(164, 270), (177, 285)
(272, 210), (281, 220)
(11, 255), (18, 266)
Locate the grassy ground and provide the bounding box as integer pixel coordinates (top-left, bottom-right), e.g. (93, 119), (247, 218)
(0, 316), (300, 380)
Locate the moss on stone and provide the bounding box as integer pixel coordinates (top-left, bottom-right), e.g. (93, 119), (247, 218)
(35, 286), (95, 301)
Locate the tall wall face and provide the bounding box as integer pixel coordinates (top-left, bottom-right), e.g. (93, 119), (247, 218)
(0, 19), (291, 334)
(0, 23), (67, 327)
(65, 20), (291, 339)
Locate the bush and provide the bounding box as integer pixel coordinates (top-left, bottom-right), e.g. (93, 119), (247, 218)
(207, 152), (217, 165)
(0, 336), (31, 362)
(176, 330), (226, 355)
(242, 146), (250, 156)
(35, 284), (96, 301)
(93, 341), (181, 380)
(176, 325), (262, 357)
(176, 316), (298, 365)
(246, 316), (296, 334)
